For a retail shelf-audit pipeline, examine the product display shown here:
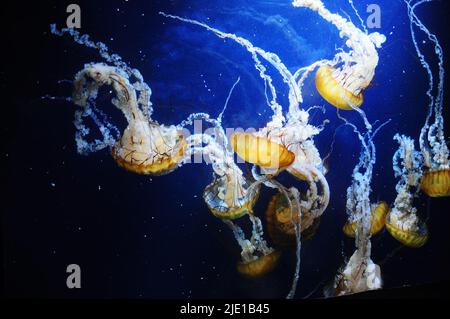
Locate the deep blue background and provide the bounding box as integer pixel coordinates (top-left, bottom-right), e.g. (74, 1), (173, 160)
(2, 0), (450, 298)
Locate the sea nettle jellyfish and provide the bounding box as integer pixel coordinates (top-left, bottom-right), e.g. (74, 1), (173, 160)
(292, 0), (386, 110)
(330, 108), (388, 296)
(266, 191), (321, 247)
(52, 26), (187, 176)
(73, 63), (187, 175)
(405, 0), (449, 197)
(160, 11), (331, 298)
(386, 134), (428, 248)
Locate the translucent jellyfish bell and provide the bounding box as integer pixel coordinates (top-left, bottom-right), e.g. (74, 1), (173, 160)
(112, 122), (187, 176)
(203, 172), (260, 220)
(343, 202), (389, 238)
(73, 63), (187, 175)
(421, 170), (450, 197)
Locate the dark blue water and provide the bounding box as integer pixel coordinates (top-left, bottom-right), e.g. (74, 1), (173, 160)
(3, 0), (450, 298)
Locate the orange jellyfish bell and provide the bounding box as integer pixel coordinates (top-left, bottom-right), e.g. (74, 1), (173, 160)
(230, 133), (295, 169)
(315, 65), (364, 110)
(385, 213), (428, 248)
(112, 122), (187, 175)
(236, 250), (281, 278)
(420, 169), (450, 197)
(343, 202), (389, 238)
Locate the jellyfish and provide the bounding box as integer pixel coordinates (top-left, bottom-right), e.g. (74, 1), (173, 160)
(53, 26), (187, 176)
(343, 201), (388, 238)
(266, 191), (321, 247)
(405, 0), (449, 197)
(203, 172), (260, 220)
(292, 0), (386, 110)
(73, 63), (187, 175)
(386, 134), (428, 248)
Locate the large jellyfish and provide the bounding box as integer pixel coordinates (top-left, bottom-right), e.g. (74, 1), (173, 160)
(292, 0), (386, 110)
(406, 0), (449, 197)
(386, 134), (428, 248)
(52, 27), (187, 176)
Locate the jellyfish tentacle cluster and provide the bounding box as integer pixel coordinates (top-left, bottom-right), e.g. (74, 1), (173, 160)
(405, 0), (449, 197)
(386, 134), (428, 248)
(292, 0), (386, 110)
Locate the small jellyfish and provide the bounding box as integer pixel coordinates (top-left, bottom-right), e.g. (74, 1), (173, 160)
(388, 134), (428, 248)
(230, 132), (295, 170)
(224, 215), (280, 279)
(343, 202), (389, 238)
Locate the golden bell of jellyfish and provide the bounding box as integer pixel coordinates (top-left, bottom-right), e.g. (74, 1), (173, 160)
(315, 65), (364, 110)
(266, 192), (319, 247)
(236, 250), (282, 278)
(230, 133), (295, 169)
(203, 176), (260, 220)
(385, 216), (428, 248)
(420, 169), (450, 197)
(112, 122), (187, 176)
(342, 202), (389, 238)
